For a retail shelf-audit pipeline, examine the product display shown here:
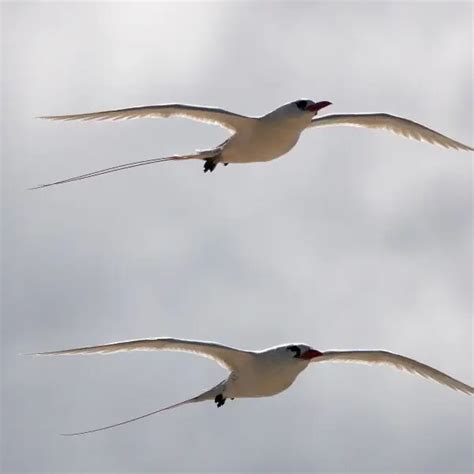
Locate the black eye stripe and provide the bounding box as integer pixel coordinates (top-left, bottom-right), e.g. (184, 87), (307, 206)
(296, 100), (308, 111)
(286, 345), (301, 357)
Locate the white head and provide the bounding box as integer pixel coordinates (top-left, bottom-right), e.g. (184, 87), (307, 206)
(267, 99), (332, 124)
(271, 343), (324, 364)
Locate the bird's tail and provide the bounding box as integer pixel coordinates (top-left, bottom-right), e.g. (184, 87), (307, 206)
(31, 148), (221, 189)
(61, 380), (226, 436)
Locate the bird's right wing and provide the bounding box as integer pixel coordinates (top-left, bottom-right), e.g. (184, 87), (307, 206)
(39, 103), (253, 133)
(309, 113), (473, 151)
(312, 350), (473, 395)
(32, 337), (252, 371)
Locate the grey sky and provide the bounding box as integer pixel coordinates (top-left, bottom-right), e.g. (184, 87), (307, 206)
(2, 1), (472, 473)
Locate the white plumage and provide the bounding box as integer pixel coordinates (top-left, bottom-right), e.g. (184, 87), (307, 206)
(34, 99), (472, 188)
(33, 337), (473, 436)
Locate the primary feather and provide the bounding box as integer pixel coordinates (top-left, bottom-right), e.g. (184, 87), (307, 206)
(310, 113), (473, 151)
(314, 350), (473, 395)
(39, 103), (251, 133)
(33, 337), (252, 371)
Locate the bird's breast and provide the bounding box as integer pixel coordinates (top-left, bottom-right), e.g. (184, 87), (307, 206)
(226, 362), (304, 398)
(222, 125), (302, 164)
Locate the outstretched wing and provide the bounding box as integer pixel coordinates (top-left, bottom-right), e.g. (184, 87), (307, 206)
(33, 337), (252, 371)
(313, 350), (473, 395)
(39, 103), (253, 133)
(60, 380), (225, 436)
(309, 113), (473, 151)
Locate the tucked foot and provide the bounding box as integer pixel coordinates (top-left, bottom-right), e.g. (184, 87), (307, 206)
(214, 394), (226, 407)
(203, 159), (217, 173)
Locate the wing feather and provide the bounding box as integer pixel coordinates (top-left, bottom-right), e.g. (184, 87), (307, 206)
(39, 103), (252, 133)
(313, 350), (473, 395)
(309, 113), (473, 151)
(32, 337), (252, 371)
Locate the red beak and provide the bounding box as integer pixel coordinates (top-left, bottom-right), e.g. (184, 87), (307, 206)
(300, 349), (323, 360)
(306, 101), (332, 113)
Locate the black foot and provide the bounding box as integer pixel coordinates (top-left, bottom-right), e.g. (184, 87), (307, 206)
(224, 163), (229, 167)
(214, 394), (226, 407)
(204, 159), (217, 173)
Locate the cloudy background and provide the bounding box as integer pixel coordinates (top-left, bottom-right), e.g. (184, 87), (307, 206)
(2, 2), (472, 473)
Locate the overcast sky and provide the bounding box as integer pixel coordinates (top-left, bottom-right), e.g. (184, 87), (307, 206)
(2, 2), (472, 473)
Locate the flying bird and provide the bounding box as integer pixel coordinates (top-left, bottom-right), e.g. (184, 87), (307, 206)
(35, 99), (472, 188)
(33, 337), (473, 435)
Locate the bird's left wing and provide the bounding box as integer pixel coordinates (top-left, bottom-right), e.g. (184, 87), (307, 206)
(309, 113), (473, 151)
(312, 350), (473, 395)
(32, 337), (252, 371)
(39, 103), (253, 133)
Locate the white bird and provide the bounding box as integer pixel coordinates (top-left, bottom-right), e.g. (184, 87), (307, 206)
(33, 337), (473, 435)
(35, 99), (472, 188)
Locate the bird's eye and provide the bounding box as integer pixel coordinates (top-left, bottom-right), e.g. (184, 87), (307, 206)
(286, 345), (301, 357)
(295, 100), (308, 111)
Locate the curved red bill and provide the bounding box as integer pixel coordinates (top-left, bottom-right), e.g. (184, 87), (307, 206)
(307, 101), (332, 113)
(300, 349), (324, 360)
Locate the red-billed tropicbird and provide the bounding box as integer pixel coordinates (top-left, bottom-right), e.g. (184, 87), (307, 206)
(34, 99), (473, 188)
(33, 337), (473, 435)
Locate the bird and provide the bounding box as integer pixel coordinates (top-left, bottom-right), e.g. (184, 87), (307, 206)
(32, 337), (473, 435)
(34, 99), (473, 188)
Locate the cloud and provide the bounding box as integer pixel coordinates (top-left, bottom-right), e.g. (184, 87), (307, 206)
(2, 2), (472, 472)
